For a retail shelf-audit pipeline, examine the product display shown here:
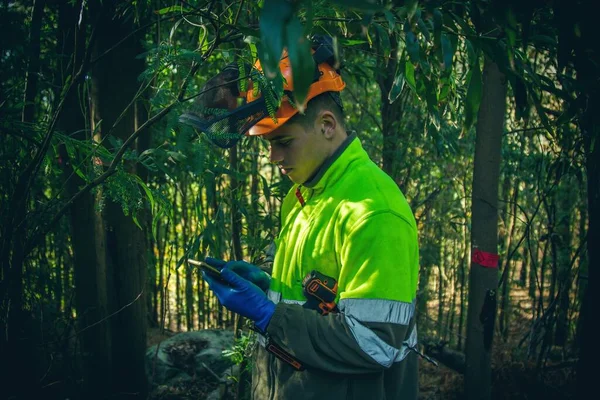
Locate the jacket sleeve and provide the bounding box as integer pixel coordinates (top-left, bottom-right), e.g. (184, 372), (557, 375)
(265, 212), (419, 374)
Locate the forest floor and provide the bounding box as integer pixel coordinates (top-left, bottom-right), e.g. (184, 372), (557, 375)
(148, 287), (577, 399)
(417, 286), (577, 399)
(147, 324), (577, 400)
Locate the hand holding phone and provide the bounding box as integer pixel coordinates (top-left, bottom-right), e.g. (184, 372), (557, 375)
(187, 259), (228, 283)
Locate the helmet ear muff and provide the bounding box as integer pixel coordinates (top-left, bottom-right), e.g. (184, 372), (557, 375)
(310, 35), (344, 73)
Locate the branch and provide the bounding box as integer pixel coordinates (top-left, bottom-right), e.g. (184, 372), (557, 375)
(19, 24), (96, 210)
(41, 290), (143, 346)
(25, 102), (175, 255)
(24, 22), (224, 255)
(421, 336), (465, 374)
(344, 85), (383, 132)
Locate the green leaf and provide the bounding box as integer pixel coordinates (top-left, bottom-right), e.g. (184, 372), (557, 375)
(374, 23), (391, 59)
(433, 9), (443, 39)
(555, 99), (579, 126)
(512, 75), (528, 121)
(337, 38), (368, 46)
(384, 10), (396, 31)
(464, 55), (482, 132)
(388, 62), (405, 104)
(405, 61), (417, 93)
(425, 77), (440, 130)
(167, 150), (187, 162)
(259, 0), (293, 78)
(433, 10), (443, 60)
(132, 174), (155, 212)
(529, 89), (552, 134)
(466, 39), (476, 65)
(131, 215), (143, 230)
(405, 31), (420, 63)
(406, 0), (419, 22)
(198, 25), (209, 53)
(452, 11), (476, 37)
(417, 17), (431, 42)
(505, 7), (517, 49)
(169, 18), (183, 44)
(285, 16), (315, 111)
(155, 5), (192, 15)
(441, 33), (454, 70)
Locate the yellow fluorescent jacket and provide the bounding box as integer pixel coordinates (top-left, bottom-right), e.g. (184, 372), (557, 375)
(253, 134), (420, 400)
(272, 134), (418, 303)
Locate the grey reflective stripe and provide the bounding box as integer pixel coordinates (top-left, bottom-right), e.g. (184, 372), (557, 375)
(267, 290), (305, 305)
(338, 298), (415, 325)
(282, 299), (305, 305)
(344, 315), (418, 368)
(267, 290), (281, 303)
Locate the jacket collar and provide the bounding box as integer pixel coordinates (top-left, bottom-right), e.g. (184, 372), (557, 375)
(302, 131), (362, 191)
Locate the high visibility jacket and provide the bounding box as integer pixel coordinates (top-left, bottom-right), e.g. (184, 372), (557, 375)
(252, 134), (420, 400)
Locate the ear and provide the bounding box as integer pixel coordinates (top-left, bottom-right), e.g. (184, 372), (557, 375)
(318, 111), (337, 140)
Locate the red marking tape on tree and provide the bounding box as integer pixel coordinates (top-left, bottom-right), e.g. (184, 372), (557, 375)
(472, 248), (499, 268)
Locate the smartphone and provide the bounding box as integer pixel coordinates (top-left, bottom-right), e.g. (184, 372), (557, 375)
(187, 259), (227, 282)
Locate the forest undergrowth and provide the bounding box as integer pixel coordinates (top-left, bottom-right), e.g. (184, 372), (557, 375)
(147, 291), (577, 400)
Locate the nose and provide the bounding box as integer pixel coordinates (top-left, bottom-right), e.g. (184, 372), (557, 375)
(269, 144), (283, 164)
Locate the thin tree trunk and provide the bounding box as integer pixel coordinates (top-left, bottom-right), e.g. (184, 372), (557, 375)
(447, 243), (458, 344)
(21, 0), (45, 123)
(554, 168), (575, 346)
(465, 57), (506, 400)
(55, 2), (114, 397)
(575, 19), (599, 399)
(437, 240), (445, 336)
(0, 1), (47, 394)
(183, 177), (194, 331)
(90, 5), (148, 397)
(174, 187), (182, 331)
(376, 35), (408, 179)
(500, 182), (519, 340)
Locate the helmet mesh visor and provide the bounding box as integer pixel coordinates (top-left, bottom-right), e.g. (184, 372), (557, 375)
(179, 98), (270, 148)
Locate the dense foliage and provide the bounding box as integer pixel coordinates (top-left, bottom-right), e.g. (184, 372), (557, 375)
(1, 1), (596, 399)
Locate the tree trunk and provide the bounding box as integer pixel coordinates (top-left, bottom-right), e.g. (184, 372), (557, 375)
(499, 182), (519, 340)
(230, 146), (244, 261)
(437, 239), (445, 336)
(174, 187), (182, 331)
(0, 0), (48, 396)
(554, 172), (574, 346)
(90, 5), (148, 397)
(376, 35), (408, 179)
(56, 1), (113, 397)
(21, 0), (45, 123)
(575, 36), (599, 400)
(183, 177), (195, 331)
(465, 57), (506, 400)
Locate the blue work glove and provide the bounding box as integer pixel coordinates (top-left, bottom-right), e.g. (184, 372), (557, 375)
(205, 257), (271, 292)
(202, 267), (275, 332)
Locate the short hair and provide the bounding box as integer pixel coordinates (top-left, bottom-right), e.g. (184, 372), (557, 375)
(289, 92), (345, 130)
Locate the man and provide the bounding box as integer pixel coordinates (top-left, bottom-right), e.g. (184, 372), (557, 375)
(186, 36), (420, 399)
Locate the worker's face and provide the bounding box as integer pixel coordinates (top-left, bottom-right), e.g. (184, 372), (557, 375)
(263, 120), (331, 185)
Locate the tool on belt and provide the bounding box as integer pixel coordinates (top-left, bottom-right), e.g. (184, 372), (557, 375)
(302, 270), (339, 315)
(255, 270), (340, 371)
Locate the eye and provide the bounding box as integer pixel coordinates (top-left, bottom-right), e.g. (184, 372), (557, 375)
(279, 139), (293, 147)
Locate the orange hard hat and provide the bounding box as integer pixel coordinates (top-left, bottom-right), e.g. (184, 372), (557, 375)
(246, 49), (345, 136)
